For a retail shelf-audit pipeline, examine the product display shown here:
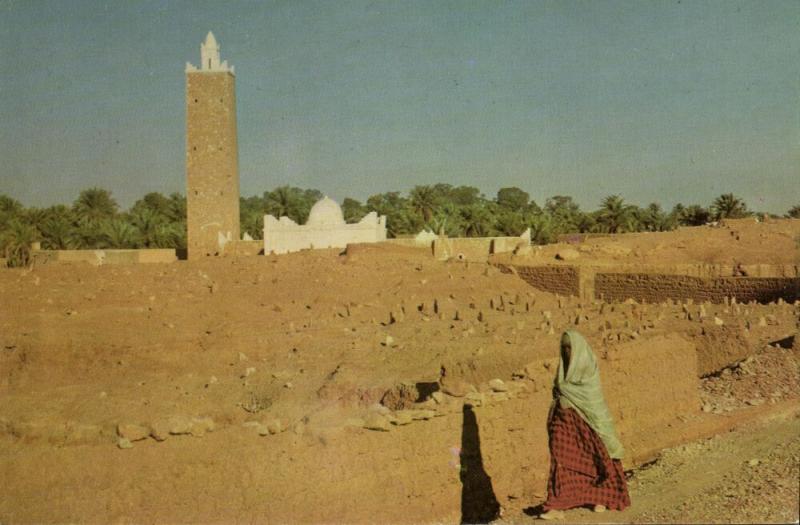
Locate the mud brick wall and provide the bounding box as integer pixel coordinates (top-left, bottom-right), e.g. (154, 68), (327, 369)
(501, 264), (580, 296)
(595, 273), (800, 304)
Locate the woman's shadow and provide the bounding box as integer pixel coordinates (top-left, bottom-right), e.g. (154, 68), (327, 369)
(460, 404), (501, 524)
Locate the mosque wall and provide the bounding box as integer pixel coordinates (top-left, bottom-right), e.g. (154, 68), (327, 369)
(263, 199), (387, 255)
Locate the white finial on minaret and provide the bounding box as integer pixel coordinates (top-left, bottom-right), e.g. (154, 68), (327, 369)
(186, 31), (234, 74)
(201, 31), (220, 70)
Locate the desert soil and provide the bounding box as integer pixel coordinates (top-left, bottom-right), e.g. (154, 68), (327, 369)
(0, 221), (798, 523)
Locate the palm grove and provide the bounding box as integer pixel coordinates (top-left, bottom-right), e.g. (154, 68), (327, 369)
(2, 184), (798, 267)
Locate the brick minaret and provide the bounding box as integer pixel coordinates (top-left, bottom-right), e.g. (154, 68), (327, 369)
(185, 31), (240, 258)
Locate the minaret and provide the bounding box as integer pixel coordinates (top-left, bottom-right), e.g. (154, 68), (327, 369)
(185, 31), (240, 258)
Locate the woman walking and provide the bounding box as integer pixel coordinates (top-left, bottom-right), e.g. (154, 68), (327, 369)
(539, 330), (630, 520)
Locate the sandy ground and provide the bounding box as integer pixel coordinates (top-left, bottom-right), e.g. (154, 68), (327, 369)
(0, 222), (798, 523)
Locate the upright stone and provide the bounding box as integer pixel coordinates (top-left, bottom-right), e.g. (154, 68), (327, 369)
(185, 32), (240, 258)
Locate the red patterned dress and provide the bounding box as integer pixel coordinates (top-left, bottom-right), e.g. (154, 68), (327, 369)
(542, 403), (631, 511)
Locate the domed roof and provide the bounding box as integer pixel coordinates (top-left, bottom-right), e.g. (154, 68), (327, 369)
(306, 196), (345, 227)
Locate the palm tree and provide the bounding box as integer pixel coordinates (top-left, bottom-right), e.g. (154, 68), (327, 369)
(460, 204), (492, 237)
(711, 194), (749, 220)
(676, 204), (710, 226)
(1, 219), (38, 267)
(638, 203), (673, 232)
(265, 186), (302, 221)
(595, 195), (638, 234)
(495, 209), (527, 236)
(529, 213), (556, 245)
(545, 195), (583, 232)
(129, 207), (173, 248)
(429, 202), (465, 236)
(40, 215), (82, 249)
(496, 187), (529, 210)
(410, 185), (440, 223)
(73, 187), (118, 225)
(100, 218), (142, 248)
(167, 193), (187, 222)
(341, 198), (366, 223)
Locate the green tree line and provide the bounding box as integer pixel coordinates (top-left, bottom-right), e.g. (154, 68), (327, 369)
(2, 185), (798, 267)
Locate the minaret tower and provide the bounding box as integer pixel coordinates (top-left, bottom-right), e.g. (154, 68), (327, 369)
(185, 31), (240, 258)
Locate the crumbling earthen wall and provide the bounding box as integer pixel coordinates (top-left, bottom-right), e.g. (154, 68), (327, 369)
(30, 249), (177, 265)
(502, 263), (800, 304)
(498, 264), (579, 297)
(595, 273), (800, 304)
(693, 325), (753, 376)
(479, 333), (699, 509)
(223, 240), (263, 257)
(433, 232), (529, 262)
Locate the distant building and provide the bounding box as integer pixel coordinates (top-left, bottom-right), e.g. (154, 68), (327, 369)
(263, 197), (387, 254)
(185, 32), (240, 258)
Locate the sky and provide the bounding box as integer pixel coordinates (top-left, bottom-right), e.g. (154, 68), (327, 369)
(0, 0), (797, 213)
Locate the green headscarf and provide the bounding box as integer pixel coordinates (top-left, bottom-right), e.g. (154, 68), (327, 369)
(555, 330), (624, 459)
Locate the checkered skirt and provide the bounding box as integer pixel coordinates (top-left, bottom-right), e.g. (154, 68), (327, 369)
(542, 404), (631, 511)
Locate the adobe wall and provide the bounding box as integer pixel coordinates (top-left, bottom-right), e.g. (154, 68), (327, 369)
(501, 262), (800, 304)
(31, 249), (177, 265)
(223, 240), (263, 257)
(478, 333), (699, 510)
(433, 233), (529, 262)
(384, 238), (426, 249)
(496, 264), (579, 297)
(595, 273), (800, 304)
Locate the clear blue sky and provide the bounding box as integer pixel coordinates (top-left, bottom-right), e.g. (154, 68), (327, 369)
(1, 0), (797, 213)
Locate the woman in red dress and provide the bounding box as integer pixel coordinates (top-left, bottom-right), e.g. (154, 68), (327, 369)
(539, 330), (630, 520)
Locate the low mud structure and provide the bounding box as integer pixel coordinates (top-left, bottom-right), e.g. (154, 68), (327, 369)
(1, 222), (798, 523)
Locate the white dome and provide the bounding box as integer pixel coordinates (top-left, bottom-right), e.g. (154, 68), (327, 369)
(306, 196), (345, 227)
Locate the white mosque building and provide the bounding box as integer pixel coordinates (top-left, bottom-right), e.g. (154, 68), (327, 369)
(263, 196), (387, 255)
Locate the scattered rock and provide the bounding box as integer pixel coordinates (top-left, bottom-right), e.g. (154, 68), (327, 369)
(465, 392), (485, 407)
(265, 419), (282, 435)
(150, 419), (171, 441)
(117, 438), (133, 449)
(117, 423), (150, 442)
(363, 414), (391, 432)
(488, 378), (508, 392)
(441, 379), (475, 398)
(167, 415), (194, 435)
(191, 416), (215, 436)
(391, 411), (414, 426)
(381, 383), (419, 410)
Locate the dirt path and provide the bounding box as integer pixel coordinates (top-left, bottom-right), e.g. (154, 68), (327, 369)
(504, 405), (800, 524)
